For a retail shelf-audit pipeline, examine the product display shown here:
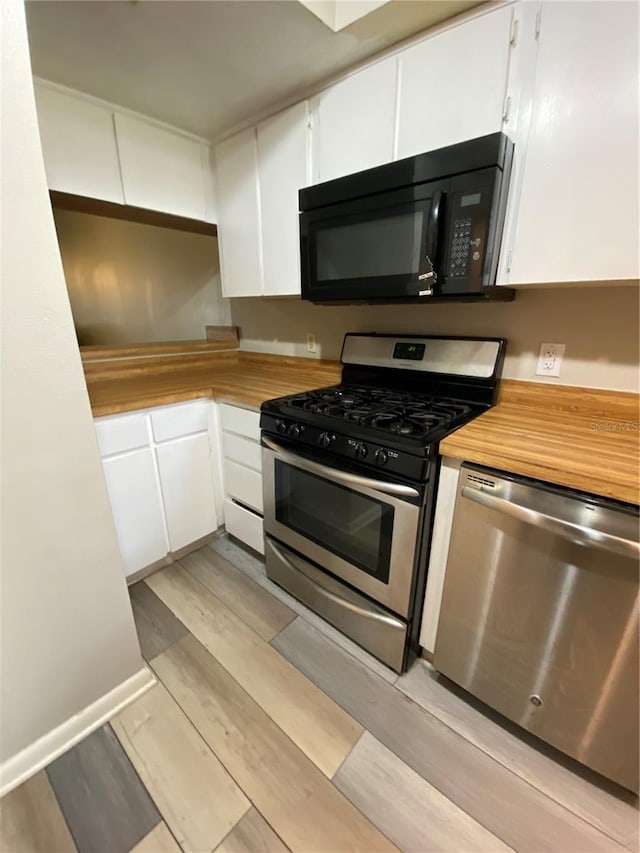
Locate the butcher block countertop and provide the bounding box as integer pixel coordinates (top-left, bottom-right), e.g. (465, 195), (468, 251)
(85, 352), (639, 505)
(85, 351), (342, 417)
(441, 380), (640, 505)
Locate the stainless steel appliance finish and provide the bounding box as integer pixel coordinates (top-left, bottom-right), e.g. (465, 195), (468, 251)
(263, 441), (421, 618)
(261, 333), (505, 673)
(265, 537), (408, 672)
(434, 463), (640, 792)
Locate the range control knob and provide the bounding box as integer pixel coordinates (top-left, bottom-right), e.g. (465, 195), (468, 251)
(354, 441), (368, 459)
(375, 449), (388, 466)
(288, 423), (304, 439)
(275, 419), (288, 434)
(318, 431), (335, 449)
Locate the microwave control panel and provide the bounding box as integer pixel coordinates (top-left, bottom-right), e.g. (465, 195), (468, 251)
(445, 171), (495, 284)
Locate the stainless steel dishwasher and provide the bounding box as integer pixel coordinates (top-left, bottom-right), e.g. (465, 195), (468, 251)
(433, 463), (639, 792)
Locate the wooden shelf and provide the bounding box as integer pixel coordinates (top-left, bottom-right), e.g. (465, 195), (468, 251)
(50, 191), (217, 237)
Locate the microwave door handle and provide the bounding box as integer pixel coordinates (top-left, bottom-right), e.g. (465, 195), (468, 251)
(422, 190), (445, 289)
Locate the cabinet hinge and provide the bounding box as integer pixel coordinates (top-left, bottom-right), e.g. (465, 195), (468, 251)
(510, 17), (519, 47)
(535, 8), (542, 39)
(502, 95), (512, 124)
(507, 249), (513, 273)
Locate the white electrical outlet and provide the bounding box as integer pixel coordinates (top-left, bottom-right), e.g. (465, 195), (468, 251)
(536, 342), (565, 377)
(307, 333), (316, 353)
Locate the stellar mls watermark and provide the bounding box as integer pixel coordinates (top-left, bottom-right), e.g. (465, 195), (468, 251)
(589, 421), (638, 432)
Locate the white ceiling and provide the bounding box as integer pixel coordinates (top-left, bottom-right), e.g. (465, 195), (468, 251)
(25, 0), (485, 141)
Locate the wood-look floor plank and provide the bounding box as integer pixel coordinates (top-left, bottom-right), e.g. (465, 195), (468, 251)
(209, 537), (399, 684)
(146, 565), (362, 778)
(179, 547), (295, 641)
(0, 770), (77, 853)
(129, 823), (181, 853)
(215, 807), (289, 853)
(46, 726), (160, 853)
(129, 581), (188, 661)
(397, 660), (639, 850)
(152, 634), (396, 853)
(335, 731), (512, 853)
(112, 681), (250, 853)
(273, 618), (624, 853)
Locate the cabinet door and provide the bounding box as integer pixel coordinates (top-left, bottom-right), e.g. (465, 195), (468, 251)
(215, 128), (263, 296)
(258, 102), (310, 296)
(396, 7), (513, 159)
(313, 57), (397, 182)
(156, 434), (218, 551)
(507, 2), (639, 284)
(102, 449), (168, 577)
(115, 113), (208, 220)
(33, 82), (124, 203)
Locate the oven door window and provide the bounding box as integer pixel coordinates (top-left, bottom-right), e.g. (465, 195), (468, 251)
(275, 461), (394, 583)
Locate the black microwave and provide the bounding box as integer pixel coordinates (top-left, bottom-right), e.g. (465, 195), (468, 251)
(299, 133), (514, 303)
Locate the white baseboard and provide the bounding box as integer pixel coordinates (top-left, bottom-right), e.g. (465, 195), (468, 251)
(0, 666), (156, 798)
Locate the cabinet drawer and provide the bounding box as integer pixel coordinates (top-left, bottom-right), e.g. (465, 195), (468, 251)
(224, 498), (264, 555)
(223, 432), (262, 472)
(150, 401), (209, 443)
(220, 403), (260, 441)
(95, 412), (149, 457)
(224, 459), (263, 514)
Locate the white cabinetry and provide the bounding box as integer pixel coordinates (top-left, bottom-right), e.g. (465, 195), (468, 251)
(114, 113), (209, 221)
(33, 80), (215, 221)
(215, 105), (311, 299)
(33, 81), (123, 203)
(503, 1), (640, 285)
(156, 434), (218, 551)
(102, 450), (169, 576)
(312, 57), (397, 182)
(396, 7), (513, 159)
(220, 403), (264, 554)
(258, 102), (310, 296)
(95, 400), (219, 579)
(215, 127), (263, 297)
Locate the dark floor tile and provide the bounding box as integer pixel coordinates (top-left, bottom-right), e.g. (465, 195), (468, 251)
(129, 579), (188, 661)
(47, 725), (160, 853)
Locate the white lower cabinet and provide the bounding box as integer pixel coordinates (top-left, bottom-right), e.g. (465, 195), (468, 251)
(156, 433), (218, 551)
(102, 448), (169, 577)
(96, 400), (220, 579)
(219, 403), (264, 554)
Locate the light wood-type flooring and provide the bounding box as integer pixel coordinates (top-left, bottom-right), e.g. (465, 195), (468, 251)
(2, 536), (638, 853)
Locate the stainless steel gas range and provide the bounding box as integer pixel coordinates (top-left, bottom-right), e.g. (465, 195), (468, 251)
(260, 333), (505, 672)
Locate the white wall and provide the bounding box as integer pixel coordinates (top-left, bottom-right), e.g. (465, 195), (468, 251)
(54, 210), (230, 345)
(231, 285), (640, 392)
(0, 0), (151, 795)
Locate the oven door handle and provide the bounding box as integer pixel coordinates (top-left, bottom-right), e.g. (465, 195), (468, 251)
(262, 435), (420, 498)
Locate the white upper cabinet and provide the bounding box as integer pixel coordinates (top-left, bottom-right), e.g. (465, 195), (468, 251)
(215, 127), (263, 297)
(33, 81), (124, 203)
(114, 113), (208, 221)
(313, 57), (398, 182)
(504, 1), (639, 285)
(396, 6), (513, 159)
(258, 102), (310, 296)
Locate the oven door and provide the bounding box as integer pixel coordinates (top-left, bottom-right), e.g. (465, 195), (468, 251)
(262, 439), (422, 618)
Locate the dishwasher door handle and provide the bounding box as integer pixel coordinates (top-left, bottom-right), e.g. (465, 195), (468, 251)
(462, 486), (640, 559)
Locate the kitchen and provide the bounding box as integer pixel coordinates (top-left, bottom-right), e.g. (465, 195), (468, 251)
(1, 0), (638, 851)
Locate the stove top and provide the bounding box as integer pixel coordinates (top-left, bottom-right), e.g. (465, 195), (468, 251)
(260, 333), (504, 483)
(284, 384), (472, 441)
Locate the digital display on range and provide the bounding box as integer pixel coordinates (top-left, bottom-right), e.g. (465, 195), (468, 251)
(393, 342), (425, 361)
